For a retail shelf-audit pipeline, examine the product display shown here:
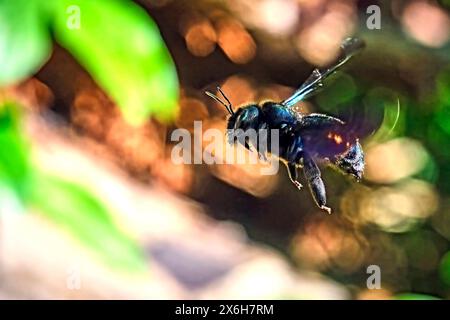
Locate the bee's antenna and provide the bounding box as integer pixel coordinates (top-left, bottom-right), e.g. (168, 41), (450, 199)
(216, 87), (234, 113)
(205, 87), (234, 115)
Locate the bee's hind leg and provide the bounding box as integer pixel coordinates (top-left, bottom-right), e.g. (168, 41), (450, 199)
(286, 162), (303, 190)
(303, 154), (332, 214)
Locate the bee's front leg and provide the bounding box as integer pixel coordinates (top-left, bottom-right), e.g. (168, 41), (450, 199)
(286, 162), (303, 190)
(303, 155), (331, 214)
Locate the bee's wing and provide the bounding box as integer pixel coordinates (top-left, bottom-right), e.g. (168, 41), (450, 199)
(282, 37), (365, 109)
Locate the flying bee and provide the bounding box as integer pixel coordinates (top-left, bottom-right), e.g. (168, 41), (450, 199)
(205, 37), (365, 214)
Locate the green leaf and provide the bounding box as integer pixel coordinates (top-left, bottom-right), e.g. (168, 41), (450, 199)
(439, 251), (450, 286)
(0, 0), (52, 85)
(49, 0), (179, 124)
(0, 102), (31, 198)
(29, 172), (148, 273)
(0, 102), (146, 272)
(394, 293), (440, 300)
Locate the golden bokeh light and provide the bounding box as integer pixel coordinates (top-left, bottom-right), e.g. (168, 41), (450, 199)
(202, 119), (279, 198)
(365, 138), (429, 184)
(218, 75), (256, 109)
(402, 1), (450, 48)
(180, 13), (217, 57)
(360, 179), (438, 232)
(230, 0), (300, 36)
(357, 288), (393, 300)
(175, 96), (210, 132)
(296, 1), (356, 66)
(291, 218), (365, 273)
(215, 16), (257, 64)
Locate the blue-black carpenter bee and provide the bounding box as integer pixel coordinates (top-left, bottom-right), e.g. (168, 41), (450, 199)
(206, 38), (365, 214)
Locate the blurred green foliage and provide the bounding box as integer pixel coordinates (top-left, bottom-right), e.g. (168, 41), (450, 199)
(316, 73), (358, 113)
(364, 87), (405, 142)
(0, 0), (179, 124)
(30, 172), (147, 272)
(395, 293), (440, 300)
(440, 252), (450, 286)
(0, 0), (52, 87)
(0, 101), (147, 272)
(0, 0), (179, 272)
(0, 103), (31, 200)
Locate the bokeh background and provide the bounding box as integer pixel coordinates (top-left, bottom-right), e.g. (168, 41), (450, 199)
(1, 0), (450, 299)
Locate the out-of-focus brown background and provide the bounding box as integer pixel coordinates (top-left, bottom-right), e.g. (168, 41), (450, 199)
(1, 0), (450, 299)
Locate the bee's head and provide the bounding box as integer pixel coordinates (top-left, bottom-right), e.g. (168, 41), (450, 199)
(226, 105), (260, 131)
(332, 140), (364, 181)
(205, 87), (261, 143)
